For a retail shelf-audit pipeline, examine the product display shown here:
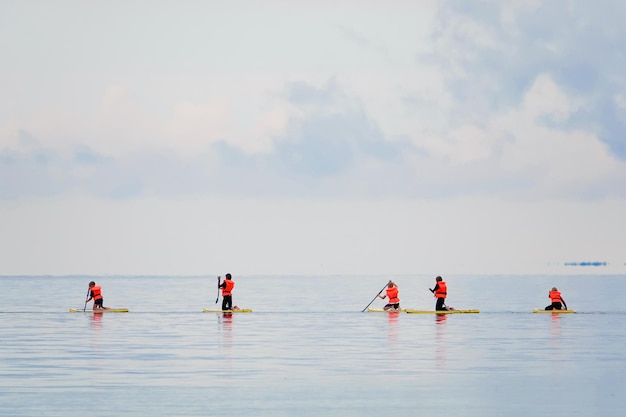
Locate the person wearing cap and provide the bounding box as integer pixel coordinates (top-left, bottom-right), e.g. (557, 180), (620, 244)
(218, 273), (236, 310)
(429, 276), (449, 311)
(86, 281), (109, 310)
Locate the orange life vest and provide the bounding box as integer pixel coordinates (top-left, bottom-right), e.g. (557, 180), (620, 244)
(434, 281), (447, 299)
(91, 286), (103, 301)
(386, 286), (399, 304)
(549, 290), (562, 303)
(221, 279), (235, 296)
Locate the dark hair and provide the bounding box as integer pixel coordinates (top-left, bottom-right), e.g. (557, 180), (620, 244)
(225, 273), (232, 279)
(436, 276), (442, 281)
(89, 281), (96, 286)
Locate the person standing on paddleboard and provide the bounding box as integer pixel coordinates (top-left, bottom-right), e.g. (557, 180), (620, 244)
(430, 276), (449, 311)
(377, 280), (400, 311)
(86, 281), (109, 310)
(218, 273), (235, 310)
(545, 287), (568, 310)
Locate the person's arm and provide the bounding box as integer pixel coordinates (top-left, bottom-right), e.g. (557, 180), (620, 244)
(86, 290), (94, 302)
(561, 296), (568, 310)
(430, 283), (440, 293)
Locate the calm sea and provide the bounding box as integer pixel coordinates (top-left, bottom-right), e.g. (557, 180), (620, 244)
(1, 274), (625, 417)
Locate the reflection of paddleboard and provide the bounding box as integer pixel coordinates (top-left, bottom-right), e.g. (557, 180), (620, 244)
(366, 308), (405, 313)
(202, 309), (253, 313)
(532, 309), (575, 314)
(405, 309), (480, 314)
(69, 308), (129, 313)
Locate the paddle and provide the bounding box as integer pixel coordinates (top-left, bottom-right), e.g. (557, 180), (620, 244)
(83, 286), (90, 312)
(215, 276), (221, 304)
(361, 282), (389, 312)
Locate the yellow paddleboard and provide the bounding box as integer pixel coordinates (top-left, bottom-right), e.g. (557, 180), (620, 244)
(405, 309), (480, 314)
(366, 308), (406, 313)
(532, 309), (575, 314)
(203, 308), (253, 313)
(69, 308), (129, 313)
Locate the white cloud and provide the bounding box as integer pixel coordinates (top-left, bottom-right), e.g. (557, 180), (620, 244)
(168, 99), (233, 150)
(421, 125), (495, 164)
(394, 73), (626, 199)
(494, 75), (622, 191)
(521, 74), (574, 122)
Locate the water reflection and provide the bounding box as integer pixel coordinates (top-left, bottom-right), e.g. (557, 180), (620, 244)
(89, 312), (103, 329)
(435, 314), (447, 324)
(386, 311), (400, 343)
(218, 313), (233, 348)
(548, 313), (563, 374)
(221, 312), (234, 327)
(435, 314), (447, 368)
(550, 313), (562, 347)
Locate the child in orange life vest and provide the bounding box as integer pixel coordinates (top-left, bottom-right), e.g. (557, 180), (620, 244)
(429, 276), (449, 311)
(218, 273), (236, 310)
(377, 280), (400, 311)
(545, 287), (568, 310)
(86, 281), (109, 310)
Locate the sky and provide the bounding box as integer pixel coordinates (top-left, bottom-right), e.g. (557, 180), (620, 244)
(1, 0), (625, 276)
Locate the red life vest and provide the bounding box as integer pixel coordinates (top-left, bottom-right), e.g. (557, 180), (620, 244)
(222, 280), (235, 296)
(91, 286), (103, 301)
(434, 281), (447, 299)
(386, 286), (399, 304)
(549, 290), (562, 303)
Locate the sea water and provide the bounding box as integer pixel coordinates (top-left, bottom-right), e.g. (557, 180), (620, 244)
(0, 274), (625, 417)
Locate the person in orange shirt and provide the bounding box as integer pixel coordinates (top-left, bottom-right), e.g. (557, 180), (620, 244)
(218, 273), (236, 311)
(545, 287), (568, 310)
(377, 280), (400, 311)
(86, 281), (109, 310)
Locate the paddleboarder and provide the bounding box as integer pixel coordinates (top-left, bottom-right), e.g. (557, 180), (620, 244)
(377, 280), (400, 311)
(429, 276), (450, 311)
(218, 273), (236, 311)
(545, 287), (568, 310)
(86, 281), (109, 310)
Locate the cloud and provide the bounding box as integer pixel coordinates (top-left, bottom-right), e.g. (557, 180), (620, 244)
(2, 1), (626, 203)
(2, 72), (626, 202)
(429, 1), (626, 160)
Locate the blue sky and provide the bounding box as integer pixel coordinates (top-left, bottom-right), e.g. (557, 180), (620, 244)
(1, 1), (625, 275)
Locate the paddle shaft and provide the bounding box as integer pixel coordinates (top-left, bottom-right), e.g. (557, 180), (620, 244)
(83, 287), (90, 312)
(215, 276), (220, 304)
(361, 282), (389, 312)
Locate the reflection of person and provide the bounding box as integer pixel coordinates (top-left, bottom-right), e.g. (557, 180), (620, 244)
(86, 281), (109, 310)
(429, 276), (448, 311)
(545, 287), (568, 310)
(377, 281), (400, 311)
(218, 273), (235, 310)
